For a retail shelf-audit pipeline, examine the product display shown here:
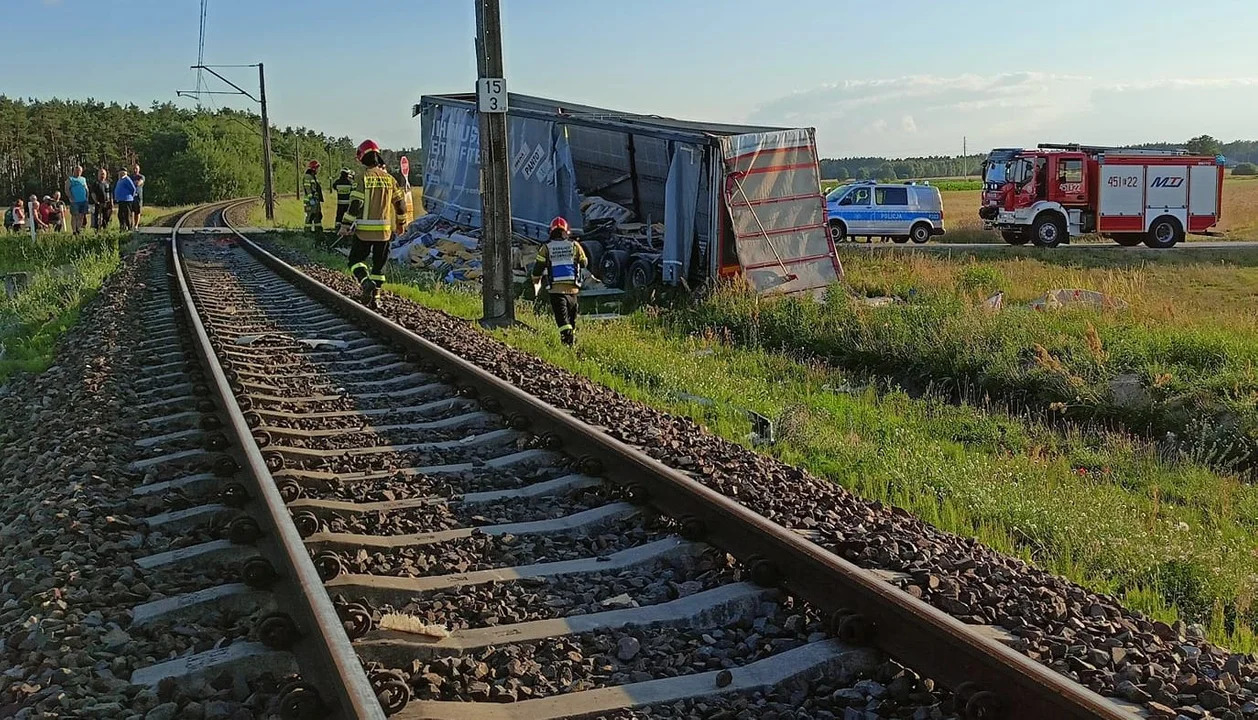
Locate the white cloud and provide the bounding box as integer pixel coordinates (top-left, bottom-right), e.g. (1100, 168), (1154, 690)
(747, 73), (1258, 157)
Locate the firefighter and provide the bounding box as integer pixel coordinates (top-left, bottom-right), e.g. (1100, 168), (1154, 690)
(338, 139), (407, 307)
(530, 217), (588, 347)
(303, 160), (324, 233)
(331, 167), (355, 227)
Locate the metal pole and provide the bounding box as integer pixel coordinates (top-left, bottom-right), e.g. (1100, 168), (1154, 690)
(28, 200), (37, 241)
(476, 0), (514, 327)
(296, 136), (301, 199)
(258, 63), (276, 221)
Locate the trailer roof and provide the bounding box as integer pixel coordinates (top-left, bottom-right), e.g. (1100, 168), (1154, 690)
(416, 92), (792, 138)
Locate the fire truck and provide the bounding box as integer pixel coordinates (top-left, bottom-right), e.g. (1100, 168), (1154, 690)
(979, 143), (1225, 248)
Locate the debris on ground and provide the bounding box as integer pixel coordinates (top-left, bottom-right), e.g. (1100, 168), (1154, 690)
(1030, 288), (1129, 312)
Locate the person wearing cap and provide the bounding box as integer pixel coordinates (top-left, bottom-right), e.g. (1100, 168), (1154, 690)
(303, 160), (324, 234)
(530, 217), (588, 347)
(331, 167), (355, 228)
(113, 168), (137, 230)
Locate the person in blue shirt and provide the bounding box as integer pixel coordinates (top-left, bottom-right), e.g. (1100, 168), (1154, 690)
(65, 165), (89, 234)
(113, 168), (137, 230)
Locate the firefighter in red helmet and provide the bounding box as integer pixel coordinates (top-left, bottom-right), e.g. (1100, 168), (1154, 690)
(303, 160), (324, 233)
(338, 139), (407, 307)
(530, 216), (588, 346)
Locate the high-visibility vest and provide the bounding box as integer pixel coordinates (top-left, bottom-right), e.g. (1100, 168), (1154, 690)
(332, 177), (354, 205)
(303, 173), (323, 206)
(341, 166), (407, 242)
(547, 240), (578, 283)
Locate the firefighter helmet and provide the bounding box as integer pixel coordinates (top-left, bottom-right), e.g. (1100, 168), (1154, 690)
(307, 160), (320, 171)
(549, 217), (569, 234)
(356, 139), (381, 163)
(340, 167), (350, 175)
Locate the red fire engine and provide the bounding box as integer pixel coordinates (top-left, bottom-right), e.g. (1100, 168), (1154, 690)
(979, 143), (1225, 248)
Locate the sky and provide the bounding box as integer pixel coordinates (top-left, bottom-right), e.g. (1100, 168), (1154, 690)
(4, 0), (1258, 158)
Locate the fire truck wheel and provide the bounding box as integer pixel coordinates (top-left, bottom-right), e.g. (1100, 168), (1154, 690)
(1144, 217), (1183, 249)
(1000, 230), (1029, 246)
(1112, 234), (1143, 247)
(1031, 214), (1066, 248)
(909, 223), (932, 244)
(828, 221), (847, 243)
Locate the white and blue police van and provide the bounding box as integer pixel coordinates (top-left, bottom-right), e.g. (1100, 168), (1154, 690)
(825, 180), (946, 244)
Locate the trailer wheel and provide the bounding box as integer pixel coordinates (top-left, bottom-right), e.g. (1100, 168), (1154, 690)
(828, 220), (847, 243)
(1031, 214), (1066, 248)
(628, 258), (657, 290)
(1001, 230), (1029, 246)
(1112, 234), (1142, 247)
(600, 250), (630, 289)
(1144, 217), (1183, 249)
(909, 223), (932, 244)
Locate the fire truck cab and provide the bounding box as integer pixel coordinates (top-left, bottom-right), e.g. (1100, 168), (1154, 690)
(979, 144), (1225, 248)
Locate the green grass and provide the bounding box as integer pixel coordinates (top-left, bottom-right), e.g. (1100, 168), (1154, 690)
(0, 231), (127, 380)
(270, 230), (1258, 652)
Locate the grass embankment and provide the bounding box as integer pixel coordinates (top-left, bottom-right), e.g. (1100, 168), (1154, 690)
(685, 257), (1258, 477)
(244, 189), (424, 229)
(0, 231), (128, 380)
(271, 230), (1258, 652)
(825, 175), (1258, 244)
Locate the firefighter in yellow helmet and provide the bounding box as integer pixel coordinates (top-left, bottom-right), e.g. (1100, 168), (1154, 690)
(530, 217), (588, 346)
(303, 160), (324, 233)
(338, 139), (407, 307)
(331, 167), (355, 227)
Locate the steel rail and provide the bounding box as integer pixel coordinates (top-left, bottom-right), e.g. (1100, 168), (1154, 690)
(170, 202), (386, 720)
(216, 217), (1139, 720)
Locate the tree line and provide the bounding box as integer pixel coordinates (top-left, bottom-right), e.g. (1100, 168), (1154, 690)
(0, 97), (406, 206)
(819, 135), (1258, 182)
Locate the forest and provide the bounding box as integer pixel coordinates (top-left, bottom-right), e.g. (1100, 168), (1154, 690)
(0, 97), (421, 206)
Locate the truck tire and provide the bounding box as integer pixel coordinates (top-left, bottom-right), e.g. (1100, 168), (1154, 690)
(909, 223), (932, 244)
(1031, 214), (1066, 248)
(628, 257), (657, 290)
(579, 240), (605, 273)
(600, 250), (630, 289)
(1001, 230), (1029, 245)
(1144, 217), (1183, 249)
(1112, 234), (1142, 247)
(828, 220), (847, 243)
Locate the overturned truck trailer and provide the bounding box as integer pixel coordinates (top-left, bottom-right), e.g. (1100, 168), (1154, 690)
(413, 93), (841, 295)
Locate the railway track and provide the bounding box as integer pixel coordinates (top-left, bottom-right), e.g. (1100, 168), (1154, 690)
(120, 202), (1156, 719)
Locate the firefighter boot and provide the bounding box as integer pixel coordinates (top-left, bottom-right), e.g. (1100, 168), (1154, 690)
(359, 277), (378, 308)
(560, 328), (575, 347)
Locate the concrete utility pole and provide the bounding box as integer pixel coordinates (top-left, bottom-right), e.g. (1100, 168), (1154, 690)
(258, 63), (275, 221)
(475, 0), (514, 327)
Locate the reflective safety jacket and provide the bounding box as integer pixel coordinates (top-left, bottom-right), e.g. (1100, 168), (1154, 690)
(303, 171), (323, 207)
(341, 166), (407, 242)
(331, 175), (354, 206)
(531, 239), (588, 295)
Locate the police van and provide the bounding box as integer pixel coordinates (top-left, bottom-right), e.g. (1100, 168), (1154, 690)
(825, 180), (946, 244)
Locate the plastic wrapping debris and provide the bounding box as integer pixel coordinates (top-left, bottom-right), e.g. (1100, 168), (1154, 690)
(581, 196), (635, 224)
(1030, 289), (1128, 312)
(981, 291), (1004, 311)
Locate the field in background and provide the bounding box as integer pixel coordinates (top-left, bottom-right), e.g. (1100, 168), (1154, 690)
(243, 189), (424, 229)
(823, 175), (1258, 243)
(269, 230), (1258, 651)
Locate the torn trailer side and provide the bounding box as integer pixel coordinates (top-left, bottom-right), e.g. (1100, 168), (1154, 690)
(413, 93), (842, 296)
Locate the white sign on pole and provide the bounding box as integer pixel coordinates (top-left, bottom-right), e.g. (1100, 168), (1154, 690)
(477, 78), (508, 113)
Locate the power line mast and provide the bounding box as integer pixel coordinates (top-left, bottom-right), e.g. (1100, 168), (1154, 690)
(474, 0), (515, 327)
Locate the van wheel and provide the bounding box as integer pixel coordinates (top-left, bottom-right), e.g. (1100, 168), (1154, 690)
(1112, 234), (1142, 247)
(1001, 230), (1029, 245)
(909, 223), (931, 244)
(828, 221), (847, 243)
(1144, 217), (1183, 249)
(891, 236), (909, 244)
(1031, 214), (1066, 248)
